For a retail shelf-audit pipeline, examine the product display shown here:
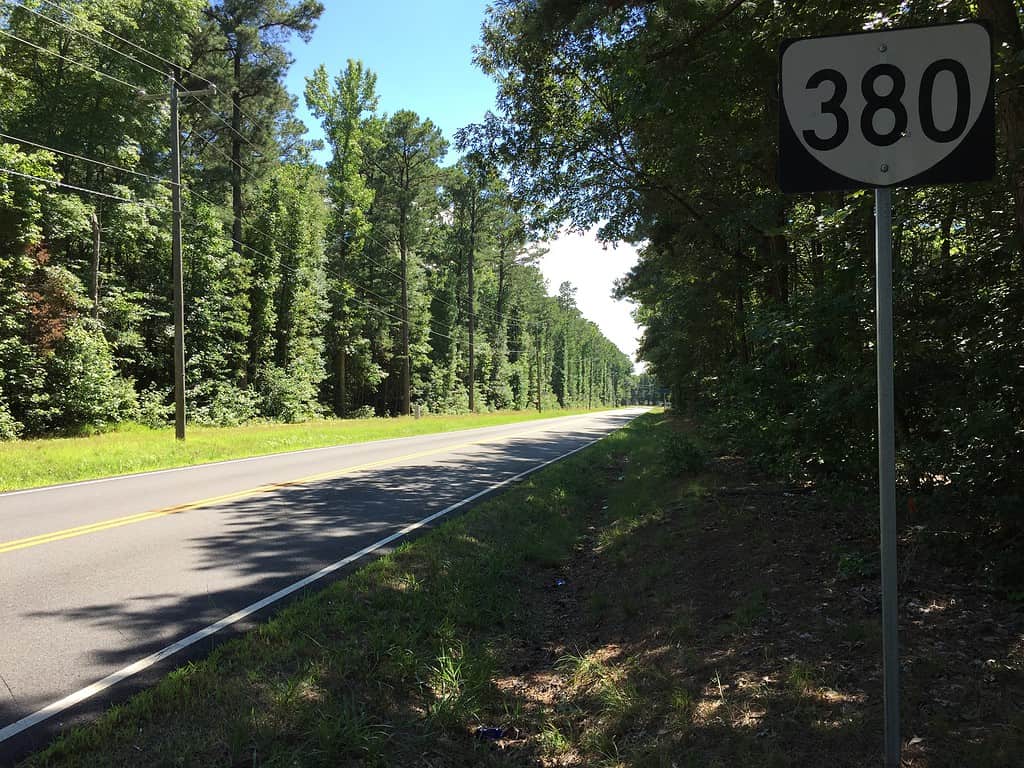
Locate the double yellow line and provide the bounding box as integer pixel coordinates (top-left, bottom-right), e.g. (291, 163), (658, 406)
(0, 421), (567, 556)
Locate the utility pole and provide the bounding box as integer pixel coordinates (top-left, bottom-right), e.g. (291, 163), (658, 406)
(141, 71), (216, 440)
(168, 73), (186, 441)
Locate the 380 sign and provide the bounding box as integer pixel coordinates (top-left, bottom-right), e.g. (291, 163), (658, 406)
(779, 23), (994, 193)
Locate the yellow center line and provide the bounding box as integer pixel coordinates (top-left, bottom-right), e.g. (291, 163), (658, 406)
(0, 420), (570, 555)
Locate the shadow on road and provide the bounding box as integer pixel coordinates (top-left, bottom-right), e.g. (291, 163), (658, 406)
(2, 413), (637, 729)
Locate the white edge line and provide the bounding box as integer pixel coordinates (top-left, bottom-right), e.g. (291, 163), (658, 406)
(0, 410), (625, 498)
(0, 434), (609, 744)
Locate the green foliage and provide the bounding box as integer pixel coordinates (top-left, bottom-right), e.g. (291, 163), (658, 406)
(0, 392), (23, 440)
(46, 323), (138, 432)
(188, 380), (260, 427)
(473, 0), (1024, 501)
(258, 364), (323, 423)
(661, 433), (708, 476)
(0, 0), (634, 443)
(135, 386), (173, 429)
(836, 551), (878, 581)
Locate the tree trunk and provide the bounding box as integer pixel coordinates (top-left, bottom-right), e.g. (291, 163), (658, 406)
(90, 212), (101, 319)
(399, 210), (411, 416)
(536, 332), (543, 411)
(336, 348), (347, 417)
(980, 0), (1024, 249)
(492, 254), (507, 387)
(467, 235), (476, 412)
(231, 53), (244, 258)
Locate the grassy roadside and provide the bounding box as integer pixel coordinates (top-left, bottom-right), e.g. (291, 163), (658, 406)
(0, 408), (611, 492)
(18, 412), (1023, 767)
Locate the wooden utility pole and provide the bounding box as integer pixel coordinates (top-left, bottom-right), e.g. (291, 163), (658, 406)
(142, 71), (216, 440)
(169, 72), (186, 440)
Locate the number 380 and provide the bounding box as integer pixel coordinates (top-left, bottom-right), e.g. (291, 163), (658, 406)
(803, 59), (971, 151)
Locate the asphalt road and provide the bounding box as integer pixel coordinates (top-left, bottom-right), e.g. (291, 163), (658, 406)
(0, 408), (644, 757)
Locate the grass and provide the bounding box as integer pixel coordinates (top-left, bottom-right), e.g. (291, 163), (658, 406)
(20, 412), (656, 768)
(0, 407), (613, 492)
(16, 411), (1023, 767)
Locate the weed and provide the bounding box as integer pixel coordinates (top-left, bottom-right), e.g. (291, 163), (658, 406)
(424, 643), (489, 728)
(538, 722), (572, 755)
(837, 550), (877, 580)
(785, 660), (819, 694)
(670, 688), (695, 725)
(669, 610), (697, 643)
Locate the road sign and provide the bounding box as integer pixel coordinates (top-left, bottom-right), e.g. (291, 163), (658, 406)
(779, 22), (993, 192)
(778, 21), (996, 768)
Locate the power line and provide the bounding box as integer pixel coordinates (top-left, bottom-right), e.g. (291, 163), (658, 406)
(222, 231), (465, 343)
(26, 0), (269, 164)
(5, 0), (255, 170)
(3, 165), (618, 377)
(179, 181), (456, 337)
(0, 166), (132, 202)
(185, 126), (252, 176)
(0, 28), (143, 91)
(351, 227), (500, 324)
(223, 228), (617, 367)
(2, 0), (167, 82)
(35, 0), (216, 91)
(177, 88), (262, 154)
(0, 131), (171, 186)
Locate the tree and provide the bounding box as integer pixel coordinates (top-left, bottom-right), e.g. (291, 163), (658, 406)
(367, 110), (447, 414)
(475, 0), (1024, 498)
(198, 0), (323, 263)
(305, 59), (379, 415)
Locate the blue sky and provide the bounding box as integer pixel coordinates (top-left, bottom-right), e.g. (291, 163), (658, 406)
(286, 0), (497, 161)
(285, 1), (645, 368)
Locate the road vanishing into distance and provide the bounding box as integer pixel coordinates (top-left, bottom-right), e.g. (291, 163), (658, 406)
(0, 408), (644, 759)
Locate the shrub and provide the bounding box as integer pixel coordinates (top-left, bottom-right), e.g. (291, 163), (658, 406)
(258, 364), (323, 423)
(661, 432), (708, 475)
(136, 386), (173, 428)
(189, 380), (259, 426)
(0, 395), (23, 440)
(46, 323), (138, 432)
(349, 404), (376, 419)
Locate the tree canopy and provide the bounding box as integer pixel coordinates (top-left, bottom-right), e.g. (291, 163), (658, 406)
(0, 0), (636, 438)
(467, 0), (1024, 497)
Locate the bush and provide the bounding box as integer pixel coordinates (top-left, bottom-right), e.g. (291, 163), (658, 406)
(0, 396), (23, 440)
(189, 380), (259, 426)
(349, 404), (376, 419)
(136, 386), (173, 428)
(661, 432), (708, 475)
(46, 323), (138, 432)
(258, 364), (323, 423)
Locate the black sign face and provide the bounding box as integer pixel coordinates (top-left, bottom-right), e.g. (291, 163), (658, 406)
(779, 22), (995, 193)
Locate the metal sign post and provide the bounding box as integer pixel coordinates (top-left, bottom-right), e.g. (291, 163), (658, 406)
(874, 186), (899, 767)
(778, 21), (995, 767)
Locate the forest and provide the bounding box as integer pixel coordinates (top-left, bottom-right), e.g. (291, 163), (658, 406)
(467, 0), (1024, 505)
(0, 0), (638, 441)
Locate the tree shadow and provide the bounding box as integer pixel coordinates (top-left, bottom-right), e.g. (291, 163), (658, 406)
(1, 414), (636, 734)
